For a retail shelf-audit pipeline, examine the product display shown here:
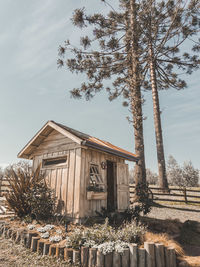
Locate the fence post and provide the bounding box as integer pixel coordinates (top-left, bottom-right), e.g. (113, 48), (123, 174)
(130, 244), (138, 267)
(138, 248), (146, 267)
(144, 242), (155, 267)
(183, 188), (188, 204)
(81, 246), (89, 267)
(155, 243), (165, 267)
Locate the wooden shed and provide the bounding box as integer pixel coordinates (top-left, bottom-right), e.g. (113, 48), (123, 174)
(18, 121), (138, 222)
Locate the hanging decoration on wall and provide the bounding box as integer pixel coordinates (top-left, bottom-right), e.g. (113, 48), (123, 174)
(101, 161), (107, 169)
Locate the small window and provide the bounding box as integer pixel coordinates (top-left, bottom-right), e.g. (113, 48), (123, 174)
(43, 157), (67, 167)
(90, 164), (103, 184)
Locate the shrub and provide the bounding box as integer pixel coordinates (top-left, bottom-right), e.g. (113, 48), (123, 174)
(5, 165), (56, 220)
(65, 218), (145, 252)
(124, 182), (153, 223)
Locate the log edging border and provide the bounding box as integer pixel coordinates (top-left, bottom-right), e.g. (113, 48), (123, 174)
(0, 223), (185, 266)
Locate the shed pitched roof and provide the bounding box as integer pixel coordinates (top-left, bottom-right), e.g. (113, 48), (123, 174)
(18, 120), (138, 162)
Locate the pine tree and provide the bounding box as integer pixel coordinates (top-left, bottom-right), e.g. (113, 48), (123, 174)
(58, 0), (200, 186)
(58, 0), (147, 183)
(141, 0), (199, 190)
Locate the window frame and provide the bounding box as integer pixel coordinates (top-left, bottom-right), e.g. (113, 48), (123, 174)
(42, 156), (68, 169)
(89, 163), (103, 185)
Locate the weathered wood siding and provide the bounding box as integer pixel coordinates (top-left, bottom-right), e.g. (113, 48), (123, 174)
(32, 130), (81, 219)
(31, 129), (130, 220)
(79, 148), (126, 218)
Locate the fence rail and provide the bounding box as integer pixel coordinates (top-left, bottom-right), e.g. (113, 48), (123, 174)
(130, 184), (200, 205)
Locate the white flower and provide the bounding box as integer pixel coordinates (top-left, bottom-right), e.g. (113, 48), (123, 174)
(37, 227), (46, 233)
(44, 224), (55, 231)
(27, 225), (35, 230)
(41, 232), (50, 239)
(56, 229), (62, 234)
(50, 235), (62, 243)
(96, 242), (115, 255)
(83, 239), (97, 248)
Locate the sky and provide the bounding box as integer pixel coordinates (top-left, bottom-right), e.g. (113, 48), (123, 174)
(0, 0), (199, 172)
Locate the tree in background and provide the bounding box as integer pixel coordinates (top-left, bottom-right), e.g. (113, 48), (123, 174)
(58, 0), (147, 183)
(141, 0), (200, 190)
(146, 168), (158, 185)
(4, 160), (32, 177)
(167, 155), (199, 187)
(130, 167), (158, 185)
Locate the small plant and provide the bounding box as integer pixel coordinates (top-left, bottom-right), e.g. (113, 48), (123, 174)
(50, 235), (62, 243)
(87, 183), (104, 192)
(41, 232), (50, 239)
(5, 165), (56, 220)
(124, 182), (153, 223)
(27, 224), (35, 230)
(37, 227), (47, 233)
(44, 224), (55, 231)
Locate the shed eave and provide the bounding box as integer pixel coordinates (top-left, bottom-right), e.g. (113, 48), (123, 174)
(82, 140), (139, 162)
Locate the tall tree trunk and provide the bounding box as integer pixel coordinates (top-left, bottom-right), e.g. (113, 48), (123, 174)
(130, 0), (146, 184)
(149, 42), (168, 190)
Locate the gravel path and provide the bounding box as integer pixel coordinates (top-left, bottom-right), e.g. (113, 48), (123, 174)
(147, 203), (200, 223)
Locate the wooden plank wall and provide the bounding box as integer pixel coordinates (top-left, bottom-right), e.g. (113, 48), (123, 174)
(79, 148), (125, 218)
(32, 130), (81, 219)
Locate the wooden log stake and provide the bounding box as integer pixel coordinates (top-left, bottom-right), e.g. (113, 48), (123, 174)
(165, 247), (170, 267)
(37, 240), (45, 254)
(144, 242), (155, 267)
(168, 247), (176, 267)
(81, 246), (89, 267)
(138, 248), (146, 267)
(64, 248), (73, 263)
(73, 250), (80, 265)
(88, 248), (97, 267)
(26, 232), (38, 248)
(155, 243), (165, 267)
(97, 250), (105, 267)
(7, 229), (13, 238)
(15, 230), (22, 243)
(2, 225), (9, 238)
(31, 236), (40, 252)
(130, 244), (138, 267)
(56, 246), (65, 259)
(20, 231), (27, 247)
(113, 251), (120, 267)
(0, 224), (4, 235)
(11, 230), (17, 241)
(49, 244), (57, 257)
(43, 242), (51, 256)
(105, 252), (113, 267)
(121, 248), (130, 267)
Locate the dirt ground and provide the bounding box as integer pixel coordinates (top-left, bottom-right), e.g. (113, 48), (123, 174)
(147, 202), (200, 223)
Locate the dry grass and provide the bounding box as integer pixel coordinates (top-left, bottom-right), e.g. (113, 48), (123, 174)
(0, 237), (71, 267)
(144, 232), (184, 256)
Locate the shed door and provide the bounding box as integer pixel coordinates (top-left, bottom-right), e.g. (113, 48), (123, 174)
(116, 163), (129, 211)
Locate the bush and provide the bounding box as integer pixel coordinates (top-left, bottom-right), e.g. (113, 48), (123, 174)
(124, 182), (153, 223)
(5, 165), (56, 220)
(65, 218), (145, 252)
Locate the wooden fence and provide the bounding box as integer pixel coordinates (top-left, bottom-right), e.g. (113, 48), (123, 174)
(130, 184), (200, 205)
(0, 222), (178, 267)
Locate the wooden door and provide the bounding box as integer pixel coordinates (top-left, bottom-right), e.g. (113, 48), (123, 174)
(116, 163), (129, 211)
